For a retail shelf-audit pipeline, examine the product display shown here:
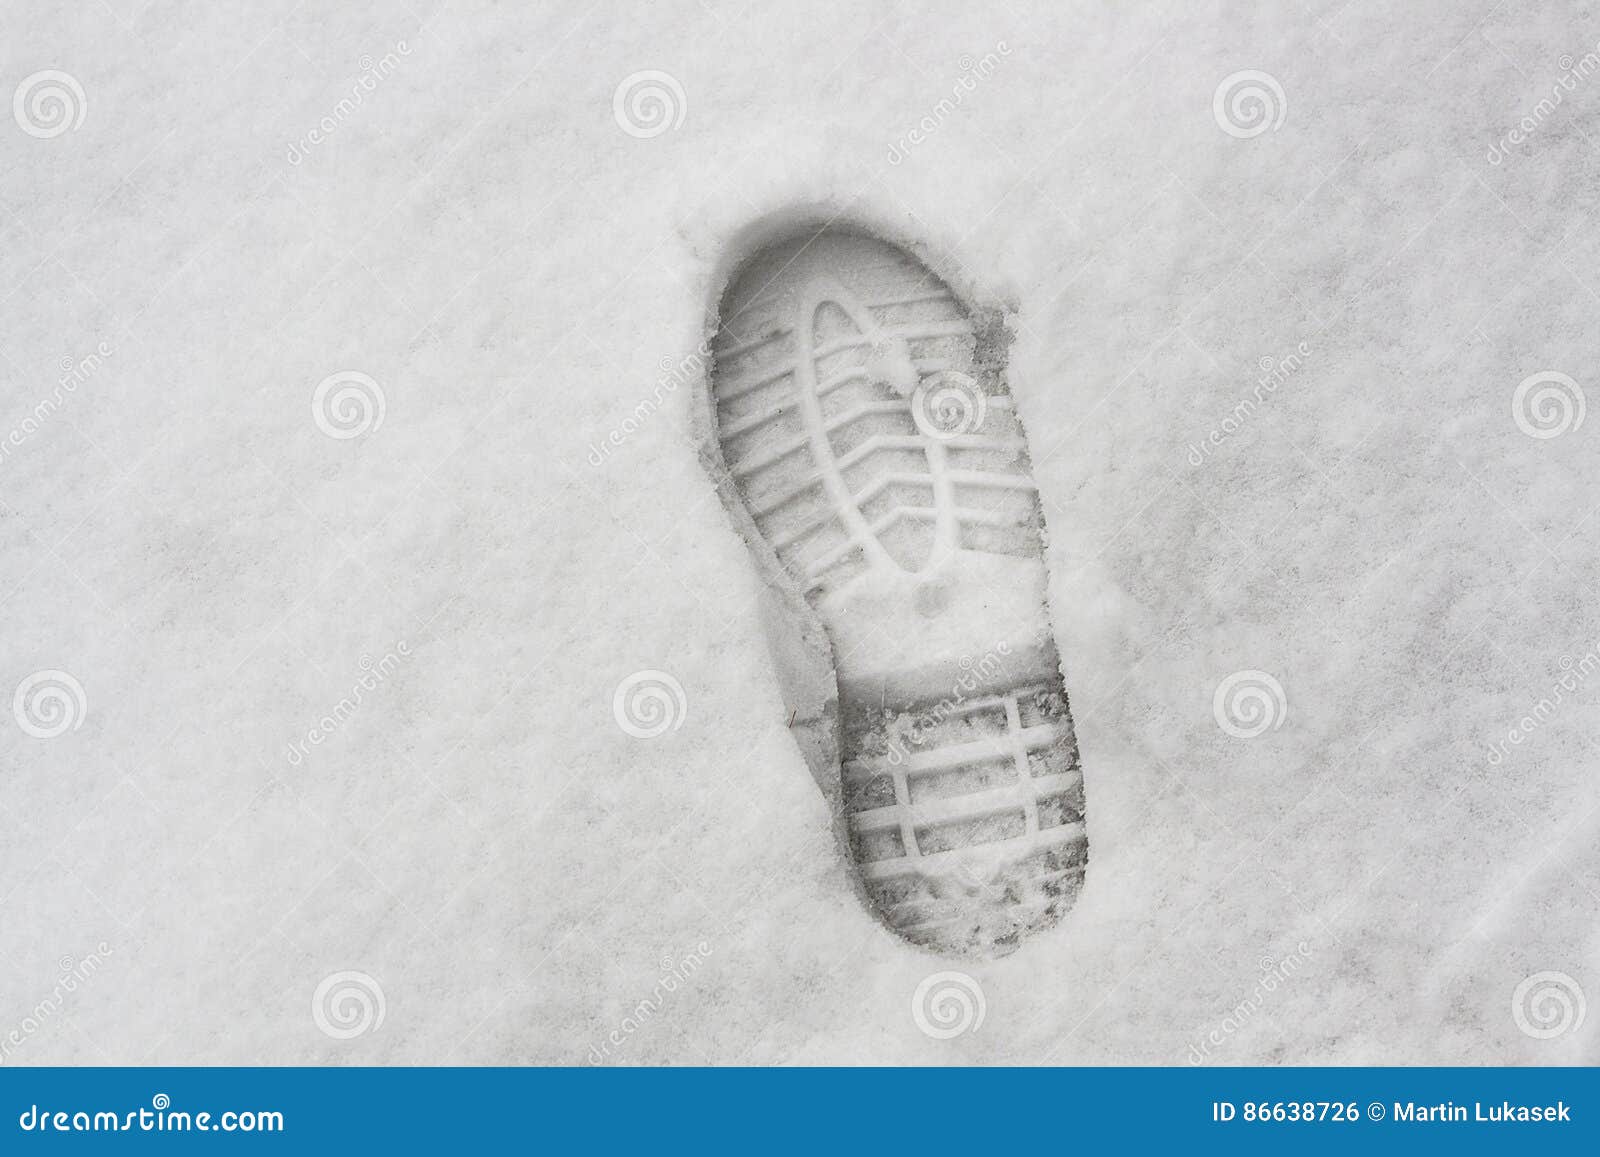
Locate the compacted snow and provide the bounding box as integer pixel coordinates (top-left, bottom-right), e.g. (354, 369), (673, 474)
(1, 0), (1597, 1064)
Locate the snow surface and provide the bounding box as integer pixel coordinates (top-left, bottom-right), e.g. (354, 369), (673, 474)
(2, 0), (1599, 1064)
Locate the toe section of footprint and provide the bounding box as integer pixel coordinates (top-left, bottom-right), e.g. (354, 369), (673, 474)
(710, 224), (1087, 956)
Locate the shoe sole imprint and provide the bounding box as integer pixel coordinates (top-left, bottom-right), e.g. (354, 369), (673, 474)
(702, 224), (1085, 956)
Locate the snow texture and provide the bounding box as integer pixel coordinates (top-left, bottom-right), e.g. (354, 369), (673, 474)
(1, 0), (1598, 1064)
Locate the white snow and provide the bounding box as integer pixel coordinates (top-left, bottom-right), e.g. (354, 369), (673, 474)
(1, 0), (1597, 1064)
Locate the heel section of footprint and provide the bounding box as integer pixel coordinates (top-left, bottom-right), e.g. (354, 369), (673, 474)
(704, 224), (1086, 957)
